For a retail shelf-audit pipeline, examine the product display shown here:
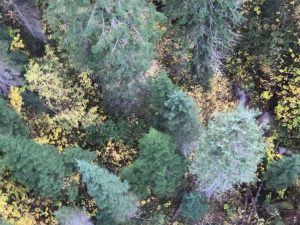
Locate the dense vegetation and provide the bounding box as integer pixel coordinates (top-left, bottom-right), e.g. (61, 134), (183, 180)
(0, 0), (299, 224)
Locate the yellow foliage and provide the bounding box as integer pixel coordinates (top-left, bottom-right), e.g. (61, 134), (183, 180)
(31, 115), (76, 151)
(188, 74), (237, 125)
(275, 67), (300, 133)
(0, 176), (57, 225)
(8, 87), (23, 114)
(266, 136), (282, 164)
(276, 189), (286, 200)
(24, 51), (106, 150)
(10, 33), (25, 50)
(97, 139), (138, 173)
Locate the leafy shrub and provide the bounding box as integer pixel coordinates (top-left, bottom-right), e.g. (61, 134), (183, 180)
(188, 74), (237, 125)
(0, 176), (56, 225)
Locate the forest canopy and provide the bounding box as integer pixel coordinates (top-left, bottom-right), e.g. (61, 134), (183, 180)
(0, 0), (299, 224)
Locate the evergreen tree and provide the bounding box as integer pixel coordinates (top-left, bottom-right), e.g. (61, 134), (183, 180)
(148, 72), (177, 119)
(163, 90), (201, 157)
(179, 192), (208, 219)
(62, 147), (96, 174)
(120, 128), (186, 198)
(147, 72), (177, 128)
(264, 154), (300, 190)
(77, 160), (138, 224)
(190, 106), (267, 196)
(164, 0), (243, 86)
(147, 75), (201, 156)
(0, 135), (69, 199)
(0, 97), (28, 137)
(0, 135), (92, 200)
(45, 0), (165, 115)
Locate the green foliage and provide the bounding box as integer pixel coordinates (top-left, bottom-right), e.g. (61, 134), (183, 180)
(143, 214), (166, 225)
(180, 192), (208, 220)
(0, 135), (92, 200)
(77, 160), (138, 224)
(164, 0), (243, 86)
(0, 97), (28, 137)
(121, 128), (186, 198)
(86, 119), (145, 148)
(190, 106), (267, 196)
(45, 0), (165, 115)
(45, 0), (164, 82)
(264, 154), (300, 190)
(148, 72), (177, 119)
(163, 90), (201, 156)
(0, 26), (27, 72)
(0, 135), (69, 199)
(147, 75), (201, 156)
(62, 147), (96, 174)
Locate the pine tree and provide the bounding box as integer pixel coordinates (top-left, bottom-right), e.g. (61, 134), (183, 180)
(62, 147), (96, 174)
(264, 154), (300, 190)
(147, 72), (177, 128)
(147, 75), (201, 157)
(163, 90), (201, 157)
(148, 72), (177, 119)
(0, 135), (92, 200)
(164, 0), (243, 86)
(0, 97), (28, 137)
(190, 106), (267, 196)
(179, 192), (208, 219)
(77, 160), (138, 224)
(120, 128), (186, 198)
(45, 0), (165, 115)
(0, 135), (69, 199)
